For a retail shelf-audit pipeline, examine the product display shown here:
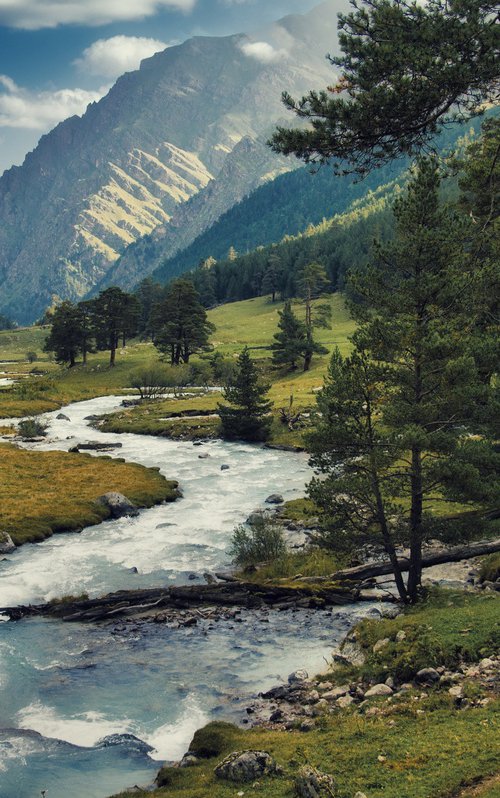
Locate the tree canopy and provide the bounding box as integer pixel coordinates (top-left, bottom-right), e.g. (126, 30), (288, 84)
(270, 0), (499, 174)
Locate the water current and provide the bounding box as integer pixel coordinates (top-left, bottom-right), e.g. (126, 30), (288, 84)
(0, 397), (380, 798)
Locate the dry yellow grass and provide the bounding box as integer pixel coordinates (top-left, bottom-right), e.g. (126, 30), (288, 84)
(0, 442), (179, 545)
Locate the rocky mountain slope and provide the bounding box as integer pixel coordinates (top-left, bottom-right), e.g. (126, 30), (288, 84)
(0, 1), (339, 323)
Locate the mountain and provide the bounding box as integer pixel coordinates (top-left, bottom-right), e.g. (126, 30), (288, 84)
(0, 1), (341, 324)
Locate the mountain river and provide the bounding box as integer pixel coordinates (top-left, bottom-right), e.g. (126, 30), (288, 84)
(0, 397), (380, 798)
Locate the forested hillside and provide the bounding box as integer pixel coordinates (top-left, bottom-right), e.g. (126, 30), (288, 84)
(150, 112), (493, 295)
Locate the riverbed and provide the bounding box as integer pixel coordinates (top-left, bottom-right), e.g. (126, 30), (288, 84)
(0, 397), (380, 798)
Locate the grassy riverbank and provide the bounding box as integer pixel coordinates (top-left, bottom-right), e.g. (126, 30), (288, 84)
(0, 443), (179, 546)
(111, 590), (499, 798)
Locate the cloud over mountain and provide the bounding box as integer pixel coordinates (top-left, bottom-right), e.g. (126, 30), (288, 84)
(74, 36), (170, 80)
(0, 75), (104, 129)
(0, 0), (196, 30)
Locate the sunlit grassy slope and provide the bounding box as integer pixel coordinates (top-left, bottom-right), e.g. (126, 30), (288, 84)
(0, 294), (354, 419)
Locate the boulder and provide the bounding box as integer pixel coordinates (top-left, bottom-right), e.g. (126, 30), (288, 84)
(373, 637), (390, 653)
(246, 512), (264, 526)
(265, 494), (284, 504)
(288, 669), (309, 685)
(214, 750), (279, 783)
(322, 685), (349, 700)
(0, 532), (16, 555)
(364, 684), (393, 698)
(198, 453), (210, 459)
(295, 765), (336, 798)
(336, 695), (354, 708)
(56, 413), (70, 421)
(415, 668), (440, 684)
(96, 492), (139, 519)
(220, 464), (230, 471)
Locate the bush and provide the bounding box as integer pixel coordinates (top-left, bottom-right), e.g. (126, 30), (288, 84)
(18, 417), (49, 439)
(230, 517), (287, 567)
(188, 722), (238, 759)
(129, 366), (173, 400)
(26, 351), (38, 363)
(479, 553), (500, 583)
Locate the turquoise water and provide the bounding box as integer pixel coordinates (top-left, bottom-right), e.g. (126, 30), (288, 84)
(0, 398), (379, 798)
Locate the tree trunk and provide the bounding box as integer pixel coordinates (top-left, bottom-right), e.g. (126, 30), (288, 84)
(407, 445), (424, 601)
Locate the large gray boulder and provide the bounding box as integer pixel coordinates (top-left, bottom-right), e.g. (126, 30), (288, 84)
(214, 750), (279, 783)
(96, 492), (139, 519)
(0, 531), (16, 554)
(295, 765), (336, 797)
(265, 494), (284, 504)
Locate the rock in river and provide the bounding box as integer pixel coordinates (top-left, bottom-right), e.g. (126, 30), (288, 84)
(96, 492), (139, 519)
(0, 531), (16, 554)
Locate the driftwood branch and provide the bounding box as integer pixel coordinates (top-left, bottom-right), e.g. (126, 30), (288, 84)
(331, 538), (500, 582)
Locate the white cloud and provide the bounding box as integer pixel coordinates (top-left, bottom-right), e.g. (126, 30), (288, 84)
(0, 0), (196, 30)
(74, 35), (169, 80)
(0, 74), (105, 130)
(240, 40), (288, 63)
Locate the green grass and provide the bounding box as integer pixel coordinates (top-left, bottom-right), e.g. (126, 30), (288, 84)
(244, 549), (342, 582)
(334, 590), (500, 684)
(0, 294), (354, 422)
(0, 442), (179, 545)
(111, 701), (499, 798)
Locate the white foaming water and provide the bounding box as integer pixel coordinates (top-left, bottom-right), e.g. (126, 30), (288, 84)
(16, 702), (133, 748)
(0, 396), (311, 607)
(145, 697), (209, 760)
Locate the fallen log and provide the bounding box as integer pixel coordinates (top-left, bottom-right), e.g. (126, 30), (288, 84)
(1, 580), (368, 622)
(331, 538), (500, 582)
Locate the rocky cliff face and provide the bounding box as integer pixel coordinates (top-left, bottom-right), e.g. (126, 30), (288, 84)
(0, 2), (338, 323)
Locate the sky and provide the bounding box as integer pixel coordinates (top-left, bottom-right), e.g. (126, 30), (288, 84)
(0, 0), (323, 174)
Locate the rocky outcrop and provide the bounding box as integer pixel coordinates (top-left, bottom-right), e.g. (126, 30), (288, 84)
(295, 765), (336, 798)
(214, 750), (280, 783)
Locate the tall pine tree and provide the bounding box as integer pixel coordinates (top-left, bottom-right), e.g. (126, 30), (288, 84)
(271, 301), (307, 371)
(218, 348), (273, 442)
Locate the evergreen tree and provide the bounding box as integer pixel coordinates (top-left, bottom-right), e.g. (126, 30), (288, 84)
(76, 300), (95, 365)
(270, 0), (498, 174)
(43, 301), (84, 367)
(218, 348), (273, 442)
(311, 158), (498, 602)
(307, 345), (408, 602)
(152, 279), (215, 365)
(261, 254), (283, 302)
(134, 277), (162, 338)
(271, 301), (307, 371)
(297, 262), (331, 371)
(92, 287), (139, 366)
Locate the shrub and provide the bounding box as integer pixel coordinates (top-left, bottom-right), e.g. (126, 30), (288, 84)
(230, 517), (287, 567)
(129, 366), (172, 400)
(479, 553), (500, 583)
(26, 351), (38, 363)
(188, 722), (238, 759)
(18, 417), (49, 439)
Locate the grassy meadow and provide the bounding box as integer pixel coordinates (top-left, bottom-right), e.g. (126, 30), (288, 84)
(0, 442), (179, 545)
(0, 295), (354, 447)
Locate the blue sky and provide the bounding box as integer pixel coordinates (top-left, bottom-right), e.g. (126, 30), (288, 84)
(0, 0), (322, 174)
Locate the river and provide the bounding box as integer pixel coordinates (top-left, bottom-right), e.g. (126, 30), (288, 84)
(0, 397), (380, 798)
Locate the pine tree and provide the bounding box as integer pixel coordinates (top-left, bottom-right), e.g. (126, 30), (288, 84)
(297, 263), (331, 371)
(151, 279), (215, 365)
(270, 0), (498, 175)
(307, 344), (409, 602)
(92, 287), (139, 366)
(271, 301), (306, 371)
(43, 301), (85, 367)
(218, 348), (273, 442)
(261, 254), (283, 302)
(325, 157), (498, 602)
